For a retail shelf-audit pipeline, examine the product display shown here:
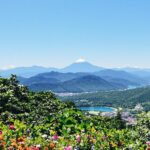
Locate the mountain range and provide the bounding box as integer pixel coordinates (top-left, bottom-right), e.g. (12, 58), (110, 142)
(18, 70), (148, 93)
(1, 61), (150, 78)
(0, 61), (104, 78)
(1, 61), (150, 93)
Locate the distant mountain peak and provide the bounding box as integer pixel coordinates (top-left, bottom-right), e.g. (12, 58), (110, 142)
(61, 61), (103, 73)
(75, 58), (86, 63)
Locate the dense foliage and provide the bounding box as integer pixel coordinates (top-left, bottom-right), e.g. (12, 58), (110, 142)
(0, 76), (150, 149)
(61, 87), (150, 111)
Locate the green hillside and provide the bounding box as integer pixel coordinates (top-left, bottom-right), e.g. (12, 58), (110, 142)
(61, 87), (150, 111)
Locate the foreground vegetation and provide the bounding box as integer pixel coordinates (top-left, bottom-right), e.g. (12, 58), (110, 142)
(0, 76), (150, 149)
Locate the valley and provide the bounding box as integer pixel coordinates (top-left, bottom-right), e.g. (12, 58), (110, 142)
(60, 87), (150, 111)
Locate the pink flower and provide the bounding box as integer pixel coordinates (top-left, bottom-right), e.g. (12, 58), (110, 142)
(146, 141), (150, 145)
(76, 135), (81, 143)
(0, 130), (2, 135)
(52, 135), (59, 140)
(64, 146), (72, 150)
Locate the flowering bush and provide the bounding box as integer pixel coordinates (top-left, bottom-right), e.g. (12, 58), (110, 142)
(0, 112), (149, 150)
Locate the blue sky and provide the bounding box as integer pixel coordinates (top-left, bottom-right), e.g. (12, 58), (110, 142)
(0, 0), (150, 69)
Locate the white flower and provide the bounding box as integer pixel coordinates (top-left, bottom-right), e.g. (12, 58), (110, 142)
(42, 134), (47, 138)
(36, 145), (41, 148)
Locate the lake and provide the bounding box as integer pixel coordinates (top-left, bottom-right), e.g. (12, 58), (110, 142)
(78, 106), (115, 112)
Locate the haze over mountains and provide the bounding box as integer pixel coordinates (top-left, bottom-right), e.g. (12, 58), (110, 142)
(0, 60), (150, 93)
(0, 61), (104, 77)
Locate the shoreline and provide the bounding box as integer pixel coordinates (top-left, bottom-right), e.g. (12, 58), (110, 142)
(79, 106), (117, 115)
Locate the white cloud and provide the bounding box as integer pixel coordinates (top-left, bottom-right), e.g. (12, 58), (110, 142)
(1, 65), (16, 70)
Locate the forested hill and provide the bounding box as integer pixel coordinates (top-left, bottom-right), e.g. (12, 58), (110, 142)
(60, 87), (150, 111)
(0, 75), (67, 123)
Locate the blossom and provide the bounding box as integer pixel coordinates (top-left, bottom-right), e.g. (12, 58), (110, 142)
(146, 141), (150, 145)
(7, 146), (14, 150)
(76, 135), (81, 143)
(44, 147), (49, 150)
(64, 146), (72, 150)
(36, 145), (41, 148)
(9, 124), (15, 130)
(42, 134), (47, 138)
(17, 137), (25, 144)
(0, 135), (3, 140)
(50, 142), (56, 149)
(52, 135), (59, 140)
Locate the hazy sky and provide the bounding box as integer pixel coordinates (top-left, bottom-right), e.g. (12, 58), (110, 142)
(0, 0), (150, 69)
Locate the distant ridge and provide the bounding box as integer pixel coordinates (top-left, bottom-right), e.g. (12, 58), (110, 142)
(0, 61), (103, 77)
(0, 66), (58, 78)
(94, 69), (146, 85)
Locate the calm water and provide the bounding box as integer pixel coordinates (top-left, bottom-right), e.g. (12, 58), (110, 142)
(78, 107), (114, 112)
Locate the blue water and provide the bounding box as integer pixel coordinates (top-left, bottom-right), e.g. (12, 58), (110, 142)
(78, 107), (114, 112)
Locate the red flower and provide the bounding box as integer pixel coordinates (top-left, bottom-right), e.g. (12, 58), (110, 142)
(9, 124), (15, 130)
